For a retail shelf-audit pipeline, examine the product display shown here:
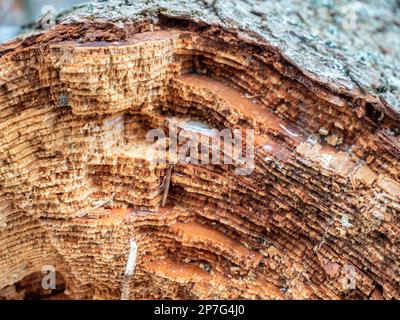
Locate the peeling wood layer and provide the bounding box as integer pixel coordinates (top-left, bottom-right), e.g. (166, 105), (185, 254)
(0, 0), (399, 300)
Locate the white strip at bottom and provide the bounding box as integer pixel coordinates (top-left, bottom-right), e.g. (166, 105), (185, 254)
(120, 239), (138, 300)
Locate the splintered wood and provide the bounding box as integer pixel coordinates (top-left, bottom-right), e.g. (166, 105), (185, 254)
(0, 18), (399, 300)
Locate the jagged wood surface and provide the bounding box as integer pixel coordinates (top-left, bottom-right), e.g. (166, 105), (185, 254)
(19, 0), (400, 119)
(0, 0), (399, 300)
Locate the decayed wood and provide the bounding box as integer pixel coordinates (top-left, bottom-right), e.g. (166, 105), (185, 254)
(0, 0), (399, 300)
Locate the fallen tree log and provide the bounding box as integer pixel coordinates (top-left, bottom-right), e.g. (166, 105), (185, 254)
(0, 0), (399, 300)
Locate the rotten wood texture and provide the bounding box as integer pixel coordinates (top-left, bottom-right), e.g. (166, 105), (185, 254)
(0, 0), (399, 300)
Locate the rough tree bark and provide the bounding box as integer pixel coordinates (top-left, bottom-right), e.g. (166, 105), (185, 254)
(0, 0), (399, 300)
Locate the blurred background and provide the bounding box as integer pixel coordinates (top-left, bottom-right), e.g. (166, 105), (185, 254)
(0, 0), (86, 42)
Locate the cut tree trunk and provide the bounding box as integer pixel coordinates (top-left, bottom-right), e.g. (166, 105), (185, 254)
(0, 0), (399, 300)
